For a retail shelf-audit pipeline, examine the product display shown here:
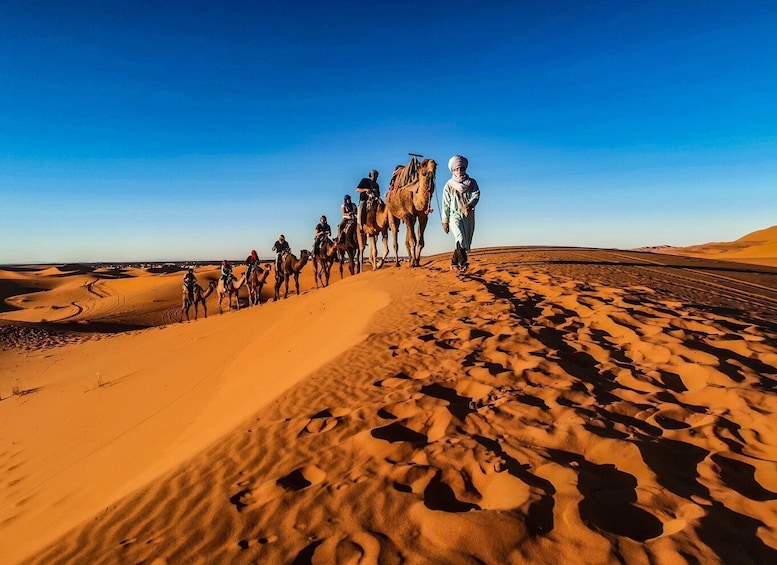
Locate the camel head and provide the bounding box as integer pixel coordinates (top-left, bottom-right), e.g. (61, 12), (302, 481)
(416, 159), (437, 213)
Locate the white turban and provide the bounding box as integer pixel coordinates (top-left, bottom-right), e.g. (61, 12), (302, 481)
(448, 155), (468, 172)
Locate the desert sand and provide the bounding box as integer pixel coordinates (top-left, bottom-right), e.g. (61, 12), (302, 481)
(661, 225), (777, 268)
(2, 246), (777, 564)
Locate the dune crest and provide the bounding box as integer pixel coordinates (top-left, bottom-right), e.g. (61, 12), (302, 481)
(665, 224), (777, 267)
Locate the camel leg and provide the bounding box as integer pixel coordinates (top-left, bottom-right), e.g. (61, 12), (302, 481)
(404, 217), (417, 267)
(370, 235), (378, 269)
(294, 273), (301, 295)
(316, 259), (325, 289)
(357, 229), (366, 274)
(379, 231), (390, 269)
(284, 277), (290, 299)
(202, 300), (208, 318)
(389, 217), (401, 267)
(415, 214), (428, 267)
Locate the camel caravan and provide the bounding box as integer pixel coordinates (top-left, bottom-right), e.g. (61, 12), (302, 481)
(313, 154), (438, 284)
(180, 154), (438, 322)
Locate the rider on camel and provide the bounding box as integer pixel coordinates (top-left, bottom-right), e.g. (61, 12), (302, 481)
(220, 260), (233, 284)
(272, 235), (291, 277)
(337, 194), (357, 241)
(356, 170), (380, 229)
(245, 249), (260, 278)
(313, 215), (331, 256)
(183, 267), (197, 299)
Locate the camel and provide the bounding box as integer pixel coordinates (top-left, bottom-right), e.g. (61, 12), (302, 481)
(180, 280), (218, 322)
(217, 273), (247, 314)
(357, 195), (390, 272)
(313, 237), (338, 288)
(336, 221), (359, 279)
(386, 157), (437, 267)
(274, 250), (311, 300)
(247, 263), (272, 306)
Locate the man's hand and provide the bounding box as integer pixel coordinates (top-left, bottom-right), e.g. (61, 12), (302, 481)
(442, 223), (449, 234)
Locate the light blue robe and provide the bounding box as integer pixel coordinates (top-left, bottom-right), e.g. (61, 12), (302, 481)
(441, 178), (480, 251)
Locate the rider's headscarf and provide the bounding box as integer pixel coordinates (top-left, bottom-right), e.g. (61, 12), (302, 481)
(447, 155), (471, 193)
(448, 155), (468, 174)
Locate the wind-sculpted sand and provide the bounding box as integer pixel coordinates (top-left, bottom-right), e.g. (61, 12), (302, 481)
(663, 224), (777, 268)
(2, 248), (777, 564)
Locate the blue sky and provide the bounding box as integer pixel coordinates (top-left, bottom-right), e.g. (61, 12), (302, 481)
(1, 0), (776, 263)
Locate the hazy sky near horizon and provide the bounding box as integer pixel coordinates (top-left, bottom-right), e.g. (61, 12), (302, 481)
(1, 0), (776, 263)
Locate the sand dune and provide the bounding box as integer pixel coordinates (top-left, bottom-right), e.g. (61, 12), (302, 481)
(665, 224), (777, 267)
(2, 248), (777, 564)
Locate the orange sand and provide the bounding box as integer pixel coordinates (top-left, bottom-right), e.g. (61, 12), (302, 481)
(2, 247), (777, 564)
(663, 224), (777, 267)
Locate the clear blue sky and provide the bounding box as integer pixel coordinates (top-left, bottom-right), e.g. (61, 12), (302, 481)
(1, 0), (776, 263)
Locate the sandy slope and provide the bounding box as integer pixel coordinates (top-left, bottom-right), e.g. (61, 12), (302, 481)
(665, 224), (777, 267)
(0, 260), (374, 564)
(3, 248), (777, 564)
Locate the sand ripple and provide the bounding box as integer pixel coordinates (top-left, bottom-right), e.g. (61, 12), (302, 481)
(18, 249), (777, 564)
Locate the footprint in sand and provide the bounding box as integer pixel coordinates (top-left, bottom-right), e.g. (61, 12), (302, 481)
(390, 464), (438, 494)
(301, 407), (351, 435)
(237, 534), (279, 550)
(371, 422), (428, 444)
(230, 465), (327, 511)
(553, 451), (664, 542)
(373, 373), (413, 388)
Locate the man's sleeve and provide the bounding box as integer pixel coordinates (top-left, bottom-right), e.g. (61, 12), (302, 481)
(441, 183), (451, 223)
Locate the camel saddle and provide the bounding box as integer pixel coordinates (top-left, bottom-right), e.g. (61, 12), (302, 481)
(388, 158), (420, 192)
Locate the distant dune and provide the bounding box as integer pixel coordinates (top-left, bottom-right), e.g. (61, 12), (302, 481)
(2, 248), (777, 564)
(662, 224), (777, 267)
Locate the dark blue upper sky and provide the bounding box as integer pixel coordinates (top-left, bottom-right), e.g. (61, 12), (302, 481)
(2, 0), (776, 262)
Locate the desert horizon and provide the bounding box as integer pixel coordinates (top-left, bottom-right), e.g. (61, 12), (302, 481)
(2, 227), (777, 564)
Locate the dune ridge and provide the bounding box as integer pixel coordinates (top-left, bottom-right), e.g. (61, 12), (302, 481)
(665, 224), (777, 267)
(5, 248), (775, 564)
